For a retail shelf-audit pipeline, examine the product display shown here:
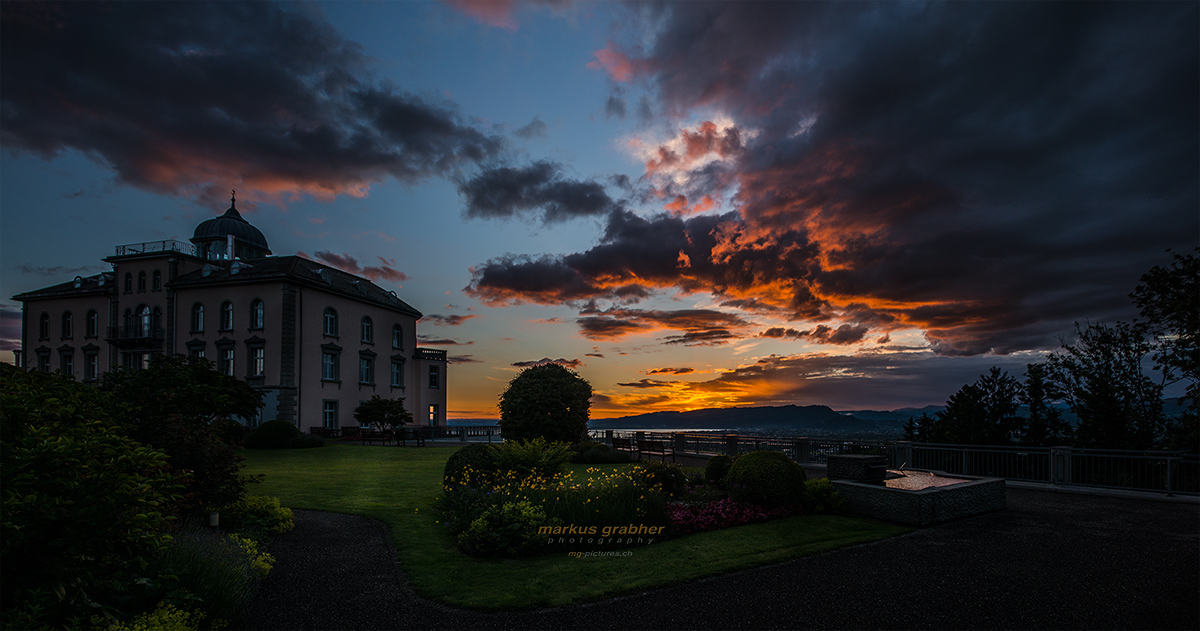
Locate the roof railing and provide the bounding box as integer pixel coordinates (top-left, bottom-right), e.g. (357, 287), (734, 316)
(114, 240), (197, 257)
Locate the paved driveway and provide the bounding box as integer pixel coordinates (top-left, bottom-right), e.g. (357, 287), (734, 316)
(233, 488), (1199, 630)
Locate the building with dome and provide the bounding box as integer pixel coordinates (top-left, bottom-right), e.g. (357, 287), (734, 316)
(11, 197), (448, 431)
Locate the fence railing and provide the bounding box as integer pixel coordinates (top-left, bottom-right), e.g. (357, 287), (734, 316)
(586, 429), (1198, 496)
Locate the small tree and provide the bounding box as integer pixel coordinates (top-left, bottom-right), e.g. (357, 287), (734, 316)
(498, 363), (592, 444)
(354, 395), (413, 430)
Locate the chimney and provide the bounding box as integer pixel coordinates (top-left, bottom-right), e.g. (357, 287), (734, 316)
(227, 234), (235, 260)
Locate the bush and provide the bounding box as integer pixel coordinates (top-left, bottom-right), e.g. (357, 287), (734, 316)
(156, 527), (265, 622)
(443, 443), (498, 489)
(634, 460), (689, 499)
(99, 603), (206, 631)
(492, 437), (572, 479)
(803, 478), (848, 514)
(244, 420), (322, 449)
(726, 451), (807, 508)
(353, 395), (413, 429)
(456, 501), (554, 558)
(219, 495), (295, 542)
(705, 455), (734, 485)
(569, 440), (631, 464)
(498, 364), (592, 443)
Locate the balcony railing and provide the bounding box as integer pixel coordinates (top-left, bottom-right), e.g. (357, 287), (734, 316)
(114, 240), (197, 257)
(108, 325), (165, 342)
(414, 348), (447, 361)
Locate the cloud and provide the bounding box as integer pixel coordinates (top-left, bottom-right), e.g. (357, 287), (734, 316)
(442, 0), (567, 30)
(617, 379), (672, 389)
(511, 357), (582, 368)
(458, 161), (621, 223)
(575, 306), (750, 345)
(421, 314), (480, 326)
(16, 264), (107, 277)
(448, 355), (483, 364)
(0, 2), (504, 205)
(417, 336), (474, 346)
(472, 2), (1197, 357)
(0, 305), (22, 352)
(761, 324), (870, 346)
(647, 367), (695, 375)
(514, 116), (548, 139)
(311, 251), (408, 283)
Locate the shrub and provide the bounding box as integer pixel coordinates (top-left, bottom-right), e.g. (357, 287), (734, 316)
(498, 364), (592, 443)
(456, 501), (554, 558)
(244, 420), (322, 450)
(726, 451), (807, 508)
(705, 455), (734, 485)
(443, 443), (498, 489)
(157, 527), (263, 623)
(569, 441), (631, 464)
(99, 603), (206, 631)
(492, 437), (571, 479)
(353, 395), (413, 430)
(803, 478), (848, 514)
(219, 495), (295, 542)
(634, 460), (689, 499)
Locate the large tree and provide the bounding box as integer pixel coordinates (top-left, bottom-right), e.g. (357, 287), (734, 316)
(1048, 322), (1164, 449)
(932, 367), (1023, 445)
(1019, 362), (1072, 447)
(498, 363), (592, 444)
(354, 395), (414, 430)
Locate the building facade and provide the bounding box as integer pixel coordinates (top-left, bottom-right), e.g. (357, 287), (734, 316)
(12, 199), (448, 431)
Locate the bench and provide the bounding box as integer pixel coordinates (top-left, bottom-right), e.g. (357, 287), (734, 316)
(638, 439), (675, 463)
(359, 429), (395, 445)
(397, 426), (426, 447)
(611, 437), (637, 456)
(309, 427), (341, 439)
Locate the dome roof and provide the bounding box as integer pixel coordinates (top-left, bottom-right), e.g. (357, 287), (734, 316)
(191, 197), (270, 253)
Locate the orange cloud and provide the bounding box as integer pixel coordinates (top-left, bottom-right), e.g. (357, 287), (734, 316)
(588, 44), (645, 82)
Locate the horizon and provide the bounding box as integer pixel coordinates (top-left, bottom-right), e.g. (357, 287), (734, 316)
(2, 1), (1196, 419)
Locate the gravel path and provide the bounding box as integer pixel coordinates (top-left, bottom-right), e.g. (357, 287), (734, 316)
(232, 488), (1199, 630)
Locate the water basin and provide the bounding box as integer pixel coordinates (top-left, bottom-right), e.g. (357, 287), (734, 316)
(880, 470), (971, 490)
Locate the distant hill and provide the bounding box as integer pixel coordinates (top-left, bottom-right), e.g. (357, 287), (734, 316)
(836, 406), (945, 422)
(587, 405), (906, 437)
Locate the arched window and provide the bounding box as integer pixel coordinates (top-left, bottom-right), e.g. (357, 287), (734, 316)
(85, 310), (98, 337)
(323, 308), (338, 336)
(250, 299), (264, 330)
(152, 270), (162, 291)
(191, 303), (205, 333)
(361, 316), (373, 343)
(61, 312), (73, 339)
(137, 271), (146, 292)
(124, 273), (133, 293)
(392, 324), (403, 349)
(136, 305), (151, 337)
(38, 313), (50, 339)
(220, 301), (234, 331)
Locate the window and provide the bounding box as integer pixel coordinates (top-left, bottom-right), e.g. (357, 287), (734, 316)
(137, 271), (146, 292)
(323, 308), (338, 336)
(428, 365), (440, 389)
(392, 324), (403, 349)
(124, 273), (132, 293)
(361, 316), (373, 343)
(322, 351), (339, 381)
(322, 401), (338, 429)
(136, 305), (152, 337)
(359, 356), (374, 384)
(250, 299), (264, 330)
(60, 351), (74, 376)
(390, 359), (404, 387)
(61, 312), (73, 339)
(250, 346), (265, 377)
(38, 313), (49, 340)
(84, 352), (99, 381)
(220, 301), (234, 331)
(190, 347), (206, 360)
(191, 303), (205, 333)
(85, 310), (98, 338)
(429, 404), (440, 427)
(219, 348), (234, 376)
(152, 270), (162, 291)
(36, 351), (50, 373)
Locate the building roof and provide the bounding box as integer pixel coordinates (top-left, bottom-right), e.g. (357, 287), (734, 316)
(169, 256), (422, 317)
(12, 273), (114, 302)
(191, 200), (271, 253)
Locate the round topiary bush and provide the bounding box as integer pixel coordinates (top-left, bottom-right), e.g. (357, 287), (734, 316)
(443, 443), (498, 488)
(726, 451), (807, 508)
(635, 460), (689, 499)
(705, 455), (733, 485)
(498, 364), (592, 444)
(244, 420), (303, 449)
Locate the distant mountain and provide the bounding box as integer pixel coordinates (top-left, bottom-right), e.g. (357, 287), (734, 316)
(588, 404), (906, 437)
(836, 406), (945, 422)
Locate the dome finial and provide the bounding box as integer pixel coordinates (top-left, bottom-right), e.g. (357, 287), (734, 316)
(231, 189), (236, 209)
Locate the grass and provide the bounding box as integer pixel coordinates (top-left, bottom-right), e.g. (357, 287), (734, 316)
(241, 442), (912, 610)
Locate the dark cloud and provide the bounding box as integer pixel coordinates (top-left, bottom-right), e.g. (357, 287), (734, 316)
(617, 379), (672, 389)
(761, 324), (870, 346)
(16, 264), (107, 277)
(585, 353), (605, 358)
(417, 336), (473, 346)
(0, 305), (21, 352)
(0, 2), (503, 205)
(514, 116), (548, 139)
(575, 306), (749, 344)
(605, 89), (627, 119)
(311, 251), (407, 283)
(421, 314), (480, 326)
(647, 367), (694, 375)
(475, 2), (1197, 356)
(448, 355), (483, 364)
(511, 357), (582, 368)
(458, 161), (621, 223)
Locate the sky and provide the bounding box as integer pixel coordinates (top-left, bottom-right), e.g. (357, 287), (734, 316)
(1, 1), (1196, 419)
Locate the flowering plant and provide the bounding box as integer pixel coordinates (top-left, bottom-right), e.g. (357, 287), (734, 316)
(668, 497), (798, 535)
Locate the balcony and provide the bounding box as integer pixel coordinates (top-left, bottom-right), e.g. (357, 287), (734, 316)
(414, 348), (447, 361)
(114, 240), (197, 257)
(108, 325), (165, 348)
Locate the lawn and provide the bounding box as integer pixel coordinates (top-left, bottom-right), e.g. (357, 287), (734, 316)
(242, 442), (911, 610)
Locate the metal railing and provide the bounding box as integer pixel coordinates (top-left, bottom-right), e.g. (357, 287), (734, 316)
(414, 348), (447, 361)
(114, 240), (197, 257)
(586, 429), (1199, 495)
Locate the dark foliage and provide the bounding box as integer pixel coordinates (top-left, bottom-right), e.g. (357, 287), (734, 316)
(498, 364), (592, 444)
(726, 451), (807, 508)
(704, 454), (734, 485)
(353, 395), (414, 429)
(635, 460), (689, 499)
(244, 420), (323, 449)
(932, 367), (1023, 445)
(569, 440), (631, 464)
(443, 443), (498, 489)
